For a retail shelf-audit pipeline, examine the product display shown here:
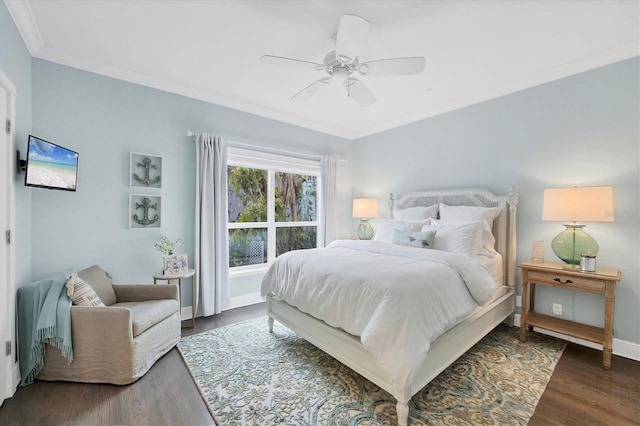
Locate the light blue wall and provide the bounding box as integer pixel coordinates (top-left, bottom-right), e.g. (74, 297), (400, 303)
(30, 59), (352, 305)
(351, 57), (640, 345)
(0, 1), (32, 288)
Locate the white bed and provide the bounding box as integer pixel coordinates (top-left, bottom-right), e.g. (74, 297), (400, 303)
(263, 187), (518, 425)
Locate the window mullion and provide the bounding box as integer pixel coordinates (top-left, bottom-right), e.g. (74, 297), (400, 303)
(267, 170), (276, 262)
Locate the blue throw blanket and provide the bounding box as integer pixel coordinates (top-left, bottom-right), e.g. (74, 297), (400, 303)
(17, 269), (74, 386)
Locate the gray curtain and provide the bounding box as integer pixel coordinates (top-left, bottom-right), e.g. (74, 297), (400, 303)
(320, 155), (338, 246)
(194, 133), (229, 317)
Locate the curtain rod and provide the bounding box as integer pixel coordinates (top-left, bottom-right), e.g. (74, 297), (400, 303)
(186, 130), (347, 163)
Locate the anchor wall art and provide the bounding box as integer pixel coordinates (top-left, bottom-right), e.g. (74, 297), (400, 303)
(129, 194), (162, 229)
(130, 152), (162, 189)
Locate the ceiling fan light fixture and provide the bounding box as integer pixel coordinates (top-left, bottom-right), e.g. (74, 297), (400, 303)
(261, 14), (425, 106)
(332, 66), (350, 80)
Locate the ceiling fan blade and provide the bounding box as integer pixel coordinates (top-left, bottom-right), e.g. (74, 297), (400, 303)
(261, 55), (324, 71)
(359, 57), (426, 76)
(291, 77), (332, 102)
(344, 78), (376, 106)
(335, 14), (369, 64)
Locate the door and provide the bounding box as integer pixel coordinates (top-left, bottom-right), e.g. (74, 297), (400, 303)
(0, 70), (19, 404)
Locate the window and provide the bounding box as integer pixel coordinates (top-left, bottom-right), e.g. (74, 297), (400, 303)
(227, 147), (321, 271)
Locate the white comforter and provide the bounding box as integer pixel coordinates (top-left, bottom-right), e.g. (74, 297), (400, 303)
(260, 240), (497, 389)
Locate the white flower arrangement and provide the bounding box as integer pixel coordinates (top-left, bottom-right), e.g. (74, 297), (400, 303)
(155, 236), (180, 255)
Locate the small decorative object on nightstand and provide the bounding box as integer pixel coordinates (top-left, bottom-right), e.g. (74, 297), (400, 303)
(519, 260), (621, 369)
(531, 240), (544, 263)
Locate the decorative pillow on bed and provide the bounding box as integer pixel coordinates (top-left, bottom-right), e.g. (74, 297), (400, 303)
(373, 219), (432, 243)
(421, 221), (484, 258)
(439, 204), (501, 255)
(392, 229), (437, 248)
(392, 204), (439, 221)
(66, 274), (105, 307)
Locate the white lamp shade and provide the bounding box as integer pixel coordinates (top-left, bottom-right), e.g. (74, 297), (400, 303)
(352, 198), (378, 218)
(542, 186), (614, 222)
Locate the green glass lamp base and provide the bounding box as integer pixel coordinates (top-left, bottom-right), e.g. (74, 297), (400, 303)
(551, 224), (599, 265)
(357, 219), (374, 240)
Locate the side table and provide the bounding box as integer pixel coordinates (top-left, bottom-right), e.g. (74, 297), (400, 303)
(153, 269), (196, 328)
(519, 261), (621, 369)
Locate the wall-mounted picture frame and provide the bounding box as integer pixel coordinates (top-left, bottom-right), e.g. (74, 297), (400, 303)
(129, 194), (162, 229)
(130, 152), (162, 189)
(163, 254), (188, 275)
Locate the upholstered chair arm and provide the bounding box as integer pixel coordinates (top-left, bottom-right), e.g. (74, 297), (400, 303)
(70, 306), (133, 340)
(113, 284), (179, 303)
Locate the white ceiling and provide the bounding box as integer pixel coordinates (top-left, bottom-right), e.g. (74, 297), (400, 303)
(5, 0), (639, 140)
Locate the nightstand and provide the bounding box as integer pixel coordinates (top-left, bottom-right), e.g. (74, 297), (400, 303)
(519, 261), (621, 369)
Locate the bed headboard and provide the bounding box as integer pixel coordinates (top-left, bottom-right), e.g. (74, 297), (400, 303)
(389, 185), (518, 290)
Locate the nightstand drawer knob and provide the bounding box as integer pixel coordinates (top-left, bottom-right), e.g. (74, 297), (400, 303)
(553, 278), (573, 284)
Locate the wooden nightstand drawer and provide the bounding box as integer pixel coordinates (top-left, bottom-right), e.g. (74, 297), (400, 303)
(527, 270), (605, 293)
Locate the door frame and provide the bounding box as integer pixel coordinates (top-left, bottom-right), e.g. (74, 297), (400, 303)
(0, 69), (19, 404)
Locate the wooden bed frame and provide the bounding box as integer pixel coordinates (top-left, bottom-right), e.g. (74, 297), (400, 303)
(266, 186), (518, 425)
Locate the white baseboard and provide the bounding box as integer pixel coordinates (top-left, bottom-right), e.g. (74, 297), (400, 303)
(514, 313), (640, 362)
(180, 292), (264, 320)
(228, 292), (264, 310)
(180, 306), (192, 322)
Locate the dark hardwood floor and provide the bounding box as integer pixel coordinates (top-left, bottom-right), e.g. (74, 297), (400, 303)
(530, 341), (640, 425)
(1, 303), (638, 425)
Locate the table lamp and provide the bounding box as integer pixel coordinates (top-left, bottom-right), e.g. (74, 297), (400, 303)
(352, 198), (378, 240)
(542, 186), (614, 266)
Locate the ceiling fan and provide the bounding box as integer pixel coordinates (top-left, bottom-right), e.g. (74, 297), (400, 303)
(261, 14), (426, 106)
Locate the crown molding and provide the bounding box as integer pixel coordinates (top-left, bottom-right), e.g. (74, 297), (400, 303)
(33, 46), (359, 140)
(353, 40), (640, 140)
(3, 0), (43, 56)
(5, 0), (638, 141)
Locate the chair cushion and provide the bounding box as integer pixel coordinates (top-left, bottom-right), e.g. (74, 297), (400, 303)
(113, 299), (179, 337)
(78, 265), (117, 306)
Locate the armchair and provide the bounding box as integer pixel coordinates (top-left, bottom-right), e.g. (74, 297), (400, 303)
(37, 265), (181, 385)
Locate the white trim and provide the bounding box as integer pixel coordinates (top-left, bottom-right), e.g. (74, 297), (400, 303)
(181, 292), (265, 319)
(357, 41), (640, 140)
(3, 0), (43, 56)
(0, 70), (18, 405)
(180, 306), (192, 322)
(0, 72), (17, 97)
(229, 264), (268, 277)
(227, 146), (320, 175)
(228, 292), (264, 310)
(513, 313), (640, 362)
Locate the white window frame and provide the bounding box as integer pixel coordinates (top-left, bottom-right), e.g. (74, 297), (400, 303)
(227, 147), (322, 275)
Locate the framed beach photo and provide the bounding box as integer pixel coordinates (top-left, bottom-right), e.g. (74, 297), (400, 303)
(130, 152), (162, 189)
(129, 194), (162, 229)
(163, 254), (188, 275)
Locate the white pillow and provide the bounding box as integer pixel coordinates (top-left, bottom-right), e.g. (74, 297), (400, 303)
(374, 219), (432, 243)
(422, 221), (484, 258)
(392, 229), (437, 249)
(439, 204), (502, 255)
(393, 204), (439, 221)
(66, 275), (105, 307)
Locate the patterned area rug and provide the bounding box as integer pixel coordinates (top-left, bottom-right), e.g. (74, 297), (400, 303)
(178, 317), (565, 425)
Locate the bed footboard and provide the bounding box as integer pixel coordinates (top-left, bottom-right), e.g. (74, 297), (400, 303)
(266, 289), (515, 426)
